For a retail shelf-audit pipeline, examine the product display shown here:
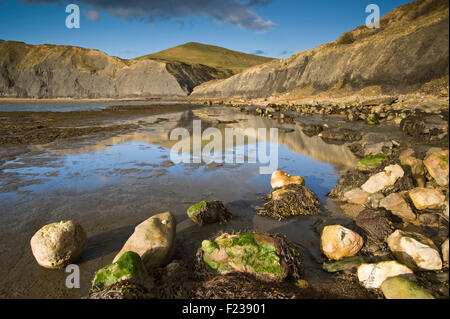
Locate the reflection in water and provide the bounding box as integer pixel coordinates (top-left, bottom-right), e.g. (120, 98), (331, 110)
(37, 107), (357, 172)
(0, 106), (361, 298)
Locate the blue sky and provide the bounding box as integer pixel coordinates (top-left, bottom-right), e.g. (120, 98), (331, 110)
(0, 0), (413, 59)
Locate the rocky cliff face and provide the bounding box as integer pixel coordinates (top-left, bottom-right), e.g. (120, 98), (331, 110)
(0, 41), (228, 99)
(192, 0), (449, 98)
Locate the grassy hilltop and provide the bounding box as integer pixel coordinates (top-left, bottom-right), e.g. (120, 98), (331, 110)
(140, 42), (274, 75)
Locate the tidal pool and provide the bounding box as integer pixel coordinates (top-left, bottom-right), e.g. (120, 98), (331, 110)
(0, 106), (363, 298)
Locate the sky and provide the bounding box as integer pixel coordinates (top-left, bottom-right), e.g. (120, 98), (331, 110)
(0, 0), (414, 59)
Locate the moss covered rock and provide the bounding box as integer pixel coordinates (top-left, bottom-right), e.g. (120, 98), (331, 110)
(381, 276), (434, 299)
(92, 251), (150, 291)
(357, 153), (387, 171)
(322, 256), (366, 273)
(187, 200), (233, 226)
(258, 184), (320, 219)
(367, 114), (379, 125)
(200, 233), (290, 281)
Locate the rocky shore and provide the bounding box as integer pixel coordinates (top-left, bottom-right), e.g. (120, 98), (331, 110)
(21, 96), (448, 299)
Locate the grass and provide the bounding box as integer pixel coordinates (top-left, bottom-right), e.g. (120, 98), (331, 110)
(139, 42), (274, 75)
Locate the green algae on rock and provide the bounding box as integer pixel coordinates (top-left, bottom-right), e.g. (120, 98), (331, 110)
(187, 200), (233, 226)
(357, 153), (387, 171)
(92, 251), (150, 291)
(322, 256), (367, 273)
(381, 276), (434, 299)
(367, 114), (379, 125)
(199, 233), (295, 281)
(258, 184), (320, 219)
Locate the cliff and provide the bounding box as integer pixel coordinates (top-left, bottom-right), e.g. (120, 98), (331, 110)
(192, 0), (449, 99)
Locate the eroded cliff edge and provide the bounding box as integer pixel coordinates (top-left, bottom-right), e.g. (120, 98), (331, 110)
(192, 0), (449, 99)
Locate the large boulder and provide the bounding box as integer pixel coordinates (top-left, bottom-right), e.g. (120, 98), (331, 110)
(343, 188), (370, 205)
(361, 164), (404, 194)
(30, 220), (86, 269)
(408, 187), (445, 210)
(379, 193), (416, 223)
(113, 212), (176, 270)
(200, 233), (292, 281)
(92, 251), (151, 291)
(187, 200), (233, 226)
(386, 230), (442, 271)
(257, 184), (320, 219)
(381, 276), (434, 299)
(423, 150), (449, 186)
(357, 261), (413, 289)
(321, 225), (364, 260)
(271, 170), (305, 188)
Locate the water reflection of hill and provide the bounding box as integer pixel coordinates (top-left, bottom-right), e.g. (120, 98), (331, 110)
(40, 107), (357, 171)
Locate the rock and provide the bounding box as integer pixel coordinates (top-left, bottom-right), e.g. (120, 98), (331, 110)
(355, 209), (393, 242)
(187, 200), (233, 226)
(328, 170), (368, 199)
(113, 212), (176, 270)
(30, 220), (86, 269)
(367, 114), (379, 125)
(320, 128), (362, 144)
(366, 192), (385, 209)
(92, 251), (151, 291)
(270, 170), (305, 189)
(357, 261), (413, 289)
(343, 188), (370, 205)
(321, 225), (364, 260)
(381, 276), (434, 299)
(400, 115), (448, 143)
(361, 164), (404, 194)
(443, 194), (449, 220)
(417, 213), (440, 227)
(423, 150), (449, 186)
(322, 256), (366, 273)
(442, 238), (449, 265)
(357, 153), (387, 171)
(380, 193), (416, 223)
(399, 155), (425, 177)
(386, 230), (442, 271)
(408, 187), (445, 210)
(258, 184), (320, 219)
(200, 233), (289, 281)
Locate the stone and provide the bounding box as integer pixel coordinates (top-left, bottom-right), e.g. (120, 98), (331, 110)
(357, 153), (387, 171)
(361, 164), (404, 194)
(400, 155), (425, 177)
(321, 225), (364, 260)
(113, 212), (176, 270)
(423, 150), (449, 186)
(322, 256), (366, 273)
(343, 188), (370, 205)
(408, 187), (445, 210)
(271, 170), (305, 189)
(367, 114), (379, 125)
(366, 192), (385, 209)
(30, 220), (86, 269)
(442, 238), (449, 265)
(92, 251), (151, 291)
(417, 213), (440, 227)
(443, 194), (449, 220)
(386, 230), (442, 271)
(201, 233), (289, 281)
(187, 200), (233, 226)
(355, 209), (393, 242)
(357, 261), (413, 289)
(328, 170), (368, 199)
(381, 276), (434, 299)
(380, 193), (416, 223)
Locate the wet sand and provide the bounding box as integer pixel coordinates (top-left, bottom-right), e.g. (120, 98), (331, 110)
(0, 104), (408, 299)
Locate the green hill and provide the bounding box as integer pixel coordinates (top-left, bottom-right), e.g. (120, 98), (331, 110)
(139, 42), (274, 75)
